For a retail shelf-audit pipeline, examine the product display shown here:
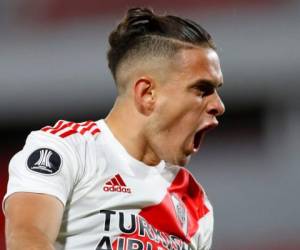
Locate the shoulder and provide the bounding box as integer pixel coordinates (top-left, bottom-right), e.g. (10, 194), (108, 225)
(7, 120), (104, 190)
(25, 120), (103, 171)
(40, 120), (101, 140)
(29, 120), (102, 151)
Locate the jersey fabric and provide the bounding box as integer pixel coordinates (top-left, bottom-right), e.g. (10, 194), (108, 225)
(3, 119), (214, 250)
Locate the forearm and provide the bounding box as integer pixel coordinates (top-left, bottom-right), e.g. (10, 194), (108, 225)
(6, 226), (56, 250)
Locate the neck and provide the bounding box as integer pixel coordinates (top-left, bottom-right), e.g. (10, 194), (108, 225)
(105, 98), (160, 166)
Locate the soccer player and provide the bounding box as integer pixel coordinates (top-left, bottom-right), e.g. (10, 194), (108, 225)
(3, 7), (225, 250)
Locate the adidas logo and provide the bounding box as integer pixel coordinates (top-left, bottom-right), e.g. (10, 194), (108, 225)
(103, 174), (132, 193)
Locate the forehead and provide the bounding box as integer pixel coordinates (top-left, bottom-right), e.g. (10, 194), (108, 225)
(171, 47), (223, 86)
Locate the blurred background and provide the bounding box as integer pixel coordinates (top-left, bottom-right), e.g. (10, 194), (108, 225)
(0, 0), (300, 249)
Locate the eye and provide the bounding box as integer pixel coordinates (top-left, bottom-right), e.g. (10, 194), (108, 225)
(194, 84), (215, 97)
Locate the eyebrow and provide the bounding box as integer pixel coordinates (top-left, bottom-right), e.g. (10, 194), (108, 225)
(190, 79), (223, 89)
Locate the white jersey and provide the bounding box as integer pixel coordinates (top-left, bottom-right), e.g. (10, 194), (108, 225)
(3, 119), (213, 250)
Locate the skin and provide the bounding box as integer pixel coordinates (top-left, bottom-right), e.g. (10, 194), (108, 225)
(4, 46), (224, 249)
(106, 46), (225, 166)
(5, 193), (63, 249)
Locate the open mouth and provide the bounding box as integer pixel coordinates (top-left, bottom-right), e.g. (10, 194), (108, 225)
(193, 123), (218, 152)
(193, 130), (203, 151)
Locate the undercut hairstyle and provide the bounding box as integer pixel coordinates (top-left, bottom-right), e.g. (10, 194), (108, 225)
(107, 7), (216, 81)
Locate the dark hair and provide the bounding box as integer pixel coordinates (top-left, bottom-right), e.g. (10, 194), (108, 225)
(107, 7), (216, 79)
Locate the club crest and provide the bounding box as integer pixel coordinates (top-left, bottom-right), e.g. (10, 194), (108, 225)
(171, 193), (188, 236)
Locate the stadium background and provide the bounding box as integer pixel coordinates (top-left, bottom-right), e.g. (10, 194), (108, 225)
(0, 0), (299, 249)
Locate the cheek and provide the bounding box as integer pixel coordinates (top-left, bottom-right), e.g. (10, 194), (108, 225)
(158, 106), (188, 133)
(156, 105), (199, 141)
(169, 102), (203, 126)
(153, 93), (205, 137)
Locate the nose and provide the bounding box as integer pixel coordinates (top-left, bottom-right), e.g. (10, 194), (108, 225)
(207, 91), (225, 117)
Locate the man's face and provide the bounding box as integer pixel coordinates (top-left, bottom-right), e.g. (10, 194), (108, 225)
(146, 47), (225, 166)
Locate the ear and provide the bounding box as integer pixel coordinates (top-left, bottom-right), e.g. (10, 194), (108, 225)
(134, 77), (156, 115)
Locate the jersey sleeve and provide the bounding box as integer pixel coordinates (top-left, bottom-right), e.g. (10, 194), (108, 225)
(3, 130), (81, 209)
